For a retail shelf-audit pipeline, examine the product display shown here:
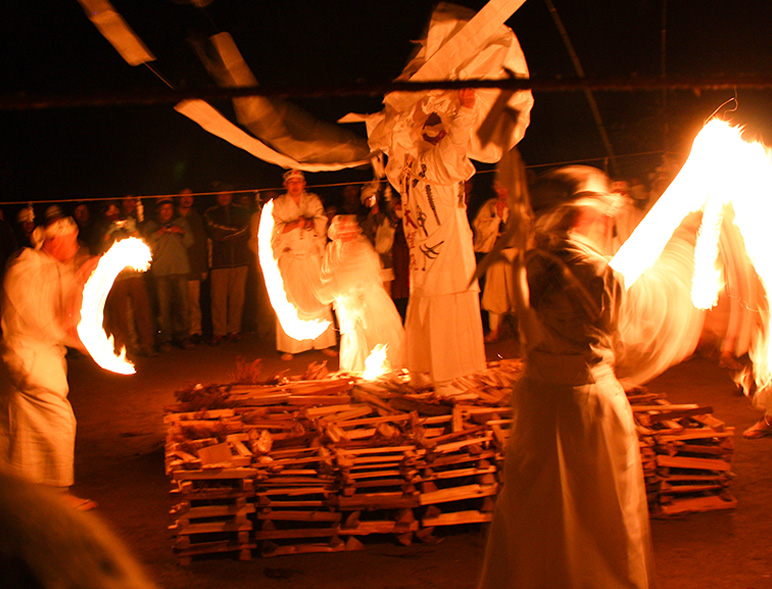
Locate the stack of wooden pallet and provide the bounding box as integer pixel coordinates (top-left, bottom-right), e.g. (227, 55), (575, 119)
(627, 389), (737, 516)
(165, 360), (735, 564)
(165, 360), (521, 563)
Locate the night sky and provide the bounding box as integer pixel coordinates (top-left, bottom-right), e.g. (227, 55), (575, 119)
(2, 0), (772, 209)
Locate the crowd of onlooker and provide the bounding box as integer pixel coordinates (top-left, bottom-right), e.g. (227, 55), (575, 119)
(0, 165), (669, 358)
(0, 180), (413, 359)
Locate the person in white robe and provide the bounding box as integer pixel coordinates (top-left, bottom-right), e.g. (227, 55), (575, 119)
(391, 89), (486, 390)
(271, 169), (337, 361)
(473, 182), (516, 342)
(318, 215), (404, 374)
(480, 167), (656, 588)
(0, 217), (96, 511)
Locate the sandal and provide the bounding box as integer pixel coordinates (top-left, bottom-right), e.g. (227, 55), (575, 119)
(742, 416), (772, 439)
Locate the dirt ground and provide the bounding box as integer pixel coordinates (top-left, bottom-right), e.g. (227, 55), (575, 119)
(65, 333), (772, 589)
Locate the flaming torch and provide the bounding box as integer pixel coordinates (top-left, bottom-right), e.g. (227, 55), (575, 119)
(610, 118), (772, 397)
(77, 237), (152, 375)
(257, 199), (331, 341)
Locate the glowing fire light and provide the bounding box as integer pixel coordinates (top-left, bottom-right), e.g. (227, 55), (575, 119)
(610, 118), (772, 393)
(362, 344), (390, 380)
(257, 199), (332, 341)
(77, 237), (152, 375)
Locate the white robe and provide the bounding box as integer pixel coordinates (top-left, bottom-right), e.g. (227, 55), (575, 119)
(319, 235), (404, 373)
(480, 235), (655, 589)
(271, 192), (336, 353)
(391, 106), (486, 384)
(0, 249), (78, 487)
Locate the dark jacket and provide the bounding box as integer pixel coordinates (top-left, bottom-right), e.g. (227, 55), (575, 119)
(178, 207), (209, 276)
(204, 204), (250, 269)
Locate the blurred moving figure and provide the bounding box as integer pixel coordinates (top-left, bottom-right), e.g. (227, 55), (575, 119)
(0, 470), (156, 588)
(0, 216), (97, 511)
(480, 166), (656, 588)
(319, 215), (404, 373)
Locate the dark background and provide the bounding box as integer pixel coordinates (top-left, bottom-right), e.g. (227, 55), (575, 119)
(2, 0), (772, 210)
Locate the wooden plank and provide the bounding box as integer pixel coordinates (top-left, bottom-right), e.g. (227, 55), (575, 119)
(659, 493), (737, 515)
(257, 510), (341, 522)
(253, 527), (340, 540)
(419, 483), (498, 505)
(170, 520), (252, 535)
(656, 455), (732, 472)
(422, 510), (494, 526)
(261, 540), (345, 557)
(172, 467), (258, 480)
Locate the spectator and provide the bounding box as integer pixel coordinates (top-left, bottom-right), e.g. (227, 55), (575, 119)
(473, 181), (513, 342)
(72, 202), (99, 256)
(248, 191), (279, 339)
(14, 205), (36, 249)
(389, 195), (410, 321)
(99, 201), (156, 358)
(176, 189), (208, 345)
(0, 208), (19, 277)
(144, 197), (193, 351)
(204, 184), (251, 345)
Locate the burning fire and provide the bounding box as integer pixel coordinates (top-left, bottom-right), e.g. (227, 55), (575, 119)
(77, 237), (152, 375)
(257, 199), (332, 341)
(361, 344), (390, 380)
(611, 118), (772, 396)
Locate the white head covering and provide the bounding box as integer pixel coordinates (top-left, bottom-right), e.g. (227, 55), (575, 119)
(31, 216), (78, 250)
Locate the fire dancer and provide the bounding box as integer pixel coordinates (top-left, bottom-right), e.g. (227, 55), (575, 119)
(270, 169), (337, 361)
(318, 215), (404, 374)
(480, 167), (655, 588)
(395, 88), (486, 392)
(0, 216), (97, 511)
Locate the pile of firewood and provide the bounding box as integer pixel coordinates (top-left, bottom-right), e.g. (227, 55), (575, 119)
(164, 360), (736, 564)
(165, 359), (520, 564)
(628, 389), (736, 516)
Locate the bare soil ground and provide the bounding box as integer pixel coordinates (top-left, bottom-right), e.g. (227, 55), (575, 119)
(66, 334), (772, 588)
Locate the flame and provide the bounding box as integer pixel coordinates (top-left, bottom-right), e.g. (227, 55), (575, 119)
(362, 344), (390, 380)
(257, 199), (332, 341)
(77, 237), (152, 375)
(610, 118), (772, 394)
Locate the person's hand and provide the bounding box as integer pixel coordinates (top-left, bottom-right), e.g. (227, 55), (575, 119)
(459, 88), (475, 108)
